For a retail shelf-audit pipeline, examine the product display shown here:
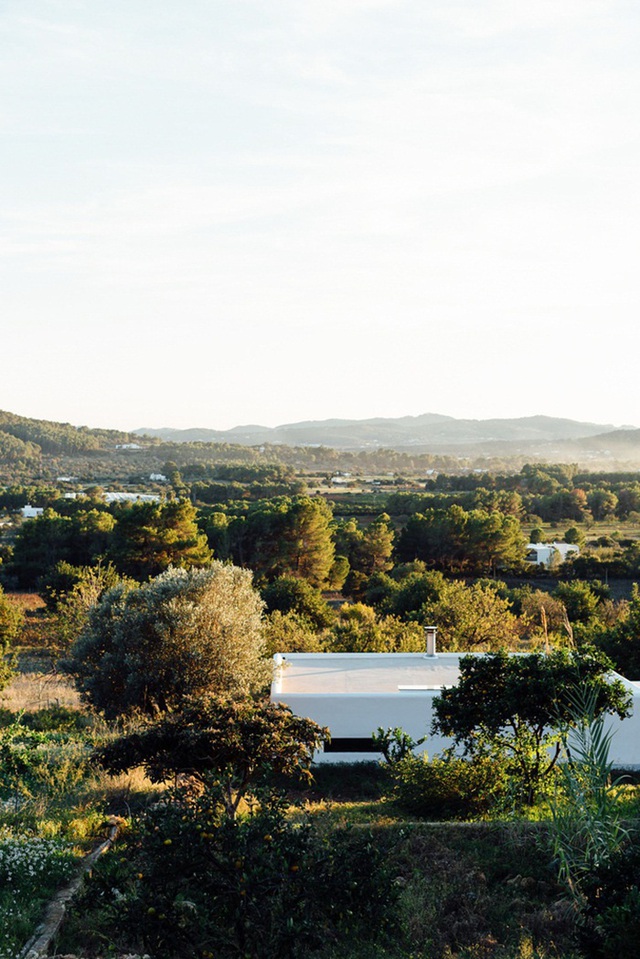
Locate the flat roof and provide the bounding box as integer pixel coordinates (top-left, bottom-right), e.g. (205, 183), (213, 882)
(272, 652), (464, 695)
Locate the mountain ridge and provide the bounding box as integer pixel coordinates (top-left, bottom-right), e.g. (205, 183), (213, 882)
(133, 413), (624, 450)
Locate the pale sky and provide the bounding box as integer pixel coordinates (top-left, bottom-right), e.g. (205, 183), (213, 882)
(2, 0), (640, 432)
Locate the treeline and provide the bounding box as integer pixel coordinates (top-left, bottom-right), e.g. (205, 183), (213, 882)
(0, 500), (210, 588)
(3, 487), (640, 680)
(388, 462), (640, 523)
(177, 462), (307, 503)
(0, 490), (528, 590)
(5, 482), (640, 596)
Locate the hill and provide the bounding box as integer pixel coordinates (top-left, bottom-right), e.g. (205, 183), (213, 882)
(2, 409), (640, 484)
(134, 412), (620, 451)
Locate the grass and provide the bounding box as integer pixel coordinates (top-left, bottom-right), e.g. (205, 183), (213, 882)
(1, 590), (81, 712)
(1, 668), (82, 712)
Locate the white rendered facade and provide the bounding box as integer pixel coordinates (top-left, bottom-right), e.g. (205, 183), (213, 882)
(270, 651), (640, 767)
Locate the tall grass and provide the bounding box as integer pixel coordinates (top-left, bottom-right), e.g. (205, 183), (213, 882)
(549, 685), (630, 902)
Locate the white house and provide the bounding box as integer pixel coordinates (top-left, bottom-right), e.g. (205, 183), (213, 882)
(103, 492), (162, 504)
(20, 505), (44, 519)
(270, 648), (640, 768)
(526, 542), (580, 567)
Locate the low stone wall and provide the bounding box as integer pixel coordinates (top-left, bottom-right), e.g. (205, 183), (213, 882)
(17, 818), (124, 959)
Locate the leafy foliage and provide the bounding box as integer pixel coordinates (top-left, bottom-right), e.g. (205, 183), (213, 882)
(263, 609), (328, 655)
(234, 496), (336, 587)
(389, 752), (508, 820)
(396, 504), (526, 573)
(0, 720), (92, 810)
(0, 588), (20, 690)
(64, 564), (270, 718)
(108, 499), (212, 579)
(328, 602), (423, 653)
(595, 582), (640, 678)
(42, 561), (129, 653)
(95, 696), (329, 819)
(8, 507), (116, 588)
(433, 649), (631, 804)
(262, 575), (335, 628)
(549, 685), (630, 904)
(372, 726), (424, 765)
(333, 514), (395, 596)
(421, 579), (522, 650)
(67, 794), (397, 959)
(578, 843), (640, 958)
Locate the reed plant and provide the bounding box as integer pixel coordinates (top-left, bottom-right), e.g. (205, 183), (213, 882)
(549, 684), (630, 902)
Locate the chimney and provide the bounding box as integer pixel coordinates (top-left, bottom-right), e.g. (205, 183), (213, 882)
(424, 626), (438, 658)
(272, 653), (285, 694)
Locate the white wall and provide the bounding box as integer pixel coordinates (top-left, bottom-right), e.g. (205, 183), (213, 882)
(273, 690), (451, 763)
(273, 689), (640, 768)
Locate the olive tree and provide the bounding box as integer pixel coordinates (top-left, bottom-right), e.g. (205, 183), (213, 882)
(64, 563), (270, 718)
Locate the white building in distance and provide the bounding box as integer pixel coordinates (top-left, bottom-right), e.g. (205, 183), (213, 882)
(103, 492), (162, 504)
(20, 505), (44, 519)
(526, 542), (580, 567)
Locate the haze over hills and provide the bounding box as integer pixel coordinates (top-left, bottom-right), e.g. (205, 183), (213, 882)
(2, 409), (640, 479)
(134, 413), (624, 452)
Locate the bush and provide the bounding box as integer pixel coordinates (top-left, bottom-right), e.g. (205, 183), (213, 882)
(262, 576), (335, 628)
(578, 841), (640, 957)
(65, 791), (398, 959)
(390, 753), (507, 820)
(0, 722), (93, 810)
(0, 587), (20, 690)
(15, 704), (91, 733)
(95, 695), (328, 820)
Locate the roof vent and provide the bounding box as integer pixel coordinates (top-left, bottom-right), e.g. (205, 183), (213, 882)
(424, 625), (438, 658)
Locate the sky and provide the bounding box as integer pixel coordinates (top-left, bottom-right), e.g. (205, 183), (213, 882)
(2, 0), (640, 433)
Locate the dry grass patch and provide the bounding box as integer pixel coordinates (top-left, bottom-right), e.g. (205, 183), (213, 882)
(1, 670), (81, 713)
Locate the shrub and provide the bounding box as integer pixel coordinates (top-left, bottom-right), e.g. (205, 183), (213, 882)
(66, 791), (398, 959)
(16, 704), (91, 733)
(0, 587), (20, 691)
(0, 722), (93, 810)
(390, 752), (507, 820)
(262, 576), (335, 628)
(578, 842), (640, 958)
(432, 649), (631, 806)
(372, 726), (425, 765)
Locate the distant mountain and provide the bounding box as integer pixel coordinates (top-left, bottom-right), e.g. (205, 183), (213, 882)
(134, 413), (621, 452)
(2, 410), (640, 480)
